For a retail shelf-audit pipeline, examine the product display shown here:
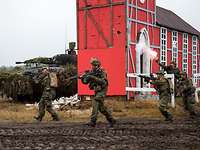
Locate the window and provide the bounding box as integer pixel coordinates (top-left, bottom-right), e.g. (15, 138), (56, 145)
(172, 31), (178, 66)
(192, 36), (198, 84)
(182, 33), (188, 73)
(160, 28), (167, 65)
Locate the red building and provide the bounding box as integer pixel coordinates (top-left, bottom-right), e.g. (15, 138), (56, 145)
(77, 0), (200, 97)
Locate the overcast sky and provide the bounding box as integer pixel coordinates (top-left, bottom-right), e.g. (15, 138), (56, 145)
(0, 0), (199, 66)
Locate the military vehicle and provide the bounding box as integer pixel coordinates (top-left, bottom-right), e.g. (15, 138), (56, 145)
(0, 53), (77, 102)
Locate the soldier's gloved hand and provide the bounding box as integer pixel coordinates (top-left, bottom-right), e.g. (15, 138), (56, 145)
(87, 75), (96, 81)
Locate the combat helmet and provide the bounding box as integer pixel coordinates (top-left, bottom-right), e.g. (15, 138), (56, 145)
(180, 72), (187, 78)
(69, 42), (76, 50)
(90, 57), (101, 66)
(170, 61), (176, 65)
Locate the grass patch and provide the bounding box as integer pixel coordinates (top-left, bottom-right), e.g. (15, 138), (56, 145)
(0, 97), (199, 123)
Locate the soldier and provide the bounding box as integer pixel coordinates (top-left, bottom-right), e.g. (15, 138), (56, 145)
(150, 70), (173, 122)
(156, 60), (180, 79)
(82, 58), (116, 127)
(179, 72), (198, 118)
(34, 67), (59, 122)
(156, 59), (180, 96)
(0, 80), (5, 98)
(68, 42), (76, 55)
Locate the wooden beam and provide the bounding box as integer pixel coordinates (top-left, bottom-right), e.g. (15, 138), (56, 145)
(79, 2), (125, 11)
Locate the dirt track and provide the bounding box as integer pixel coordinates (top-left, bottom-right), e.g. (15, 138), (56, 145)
(0, 118), (200, 150)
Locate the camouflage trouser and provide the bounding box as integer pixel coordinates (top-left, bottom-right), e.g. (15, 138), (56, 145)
(90, 93), (113, 123)
(36, 90), (59, 121)
(159, 94), (173, 119)
(174, 80), (178, 96)
(182, 94), (196, 115)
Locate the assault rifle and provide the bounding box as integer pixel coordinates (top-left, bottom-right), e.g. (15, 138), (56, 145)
(138, 73), (157, 83)
(67, 69), (102, 84)
(67, 70), (91, 80)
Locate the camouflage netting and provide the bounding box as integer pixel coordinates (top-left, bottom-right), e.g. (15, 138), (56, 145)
(0, 54), (77, 102)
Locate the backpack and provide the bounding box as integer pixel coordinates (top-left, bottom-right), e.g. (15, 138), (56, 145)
(49, 72), (58, 88)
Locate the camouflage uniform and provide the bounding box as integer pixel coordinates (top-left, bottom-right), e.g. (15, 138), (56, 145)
(157, 61), (180, 96)
(68, 42), (76, 55)
(35, 69), (59, 121)
(179, 73), (197, 117)
(82, 58), (116, 127)
(151, 71), (173, 121)
(157, 61), (180, 79)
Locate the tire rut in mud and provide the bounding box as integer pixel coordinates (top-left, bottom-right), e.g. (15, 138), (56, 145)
(0, 118), (200, 150)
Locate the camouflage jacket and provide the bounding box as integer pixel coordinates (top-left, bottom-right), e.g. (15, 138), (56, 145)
(179, 78), (195, 96)
(38, 73), (56, 99)
(87, 68), (108, 94)
(151, 78), (171, 96)
(159, 63), (181, 79)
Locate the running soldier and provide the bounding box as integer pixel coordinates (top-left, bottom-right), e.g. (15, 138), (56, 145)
(156, 59), (180, 96)
(34, 67), (59, 122)
(150, 70), (173, 122)
(81, 58), (116, 127)
(179, 72), (198, 118)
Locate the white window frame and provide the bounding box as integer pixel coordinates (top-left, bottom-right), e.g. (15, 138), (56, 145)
(182, 33), (188, 73)
(160, 27), (167, 65)
(172, 31), (178, 66)
(192, 36), (198, 84)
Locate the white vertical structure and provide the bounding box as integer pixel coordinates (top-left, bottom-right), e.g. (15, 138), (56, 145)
(193, 73), (200, 103)
(172, 31), (178, 66)
(192, 36), (198, 85)
(126, 0), (156, 99)
(165, 74), (175, 108)
(136, 28), (151, 88)
(160, 27), (167, 65)
(182, 33), (188, 73)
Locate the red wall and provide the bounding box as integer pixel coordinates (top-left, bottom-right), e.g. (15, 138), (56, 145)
(78, 49), (126, 95)
(198, 40), (200, 86)
(77, 0), (200, 95)
(178, 32), (183, 71)
(77, 0), (126, 95)
(188, 35), (192, 76)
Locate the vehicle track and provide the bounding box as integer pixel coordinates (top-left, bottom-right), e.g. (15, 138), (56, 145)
(0, 118), (200, 150)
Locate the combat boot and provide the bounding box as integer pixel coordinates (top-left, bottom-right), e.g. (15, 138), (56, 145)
(189, 112), (199, 119)
(86, 121), (96, 127)
(108, 118), (116, 127)
(51, 114), (60, 121)
(34, 116), (42, 122)
(164, 115), (173, 122)
(52, 117), (60, 121)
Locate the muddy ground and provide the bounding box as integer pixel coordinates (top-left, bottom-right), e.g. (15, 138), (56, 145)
(0, 118), (200, 150)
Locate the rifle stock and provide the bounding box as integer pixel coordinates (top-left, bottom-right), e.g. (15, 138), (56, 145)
(138, 74), (157, 83)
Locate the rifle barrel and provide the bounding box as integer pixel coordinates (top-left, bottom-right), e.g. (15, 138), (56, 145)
(16, 62), (25, 64)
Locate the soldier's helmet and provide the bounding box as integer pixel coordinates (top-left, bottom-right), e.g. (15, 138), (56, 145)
(41, 67), (49, 74)
(90, 58), (101, 66)
(69, 42), (76, 50)
(41, 67), (48, 71)
(170, 61), (176, 65)
(180, 72), (187, 77)
(156, 70), (165, 75)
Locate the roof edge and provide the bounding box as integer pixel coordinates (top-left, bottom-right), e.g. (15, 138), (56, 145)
(156, 6), (200, 38)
